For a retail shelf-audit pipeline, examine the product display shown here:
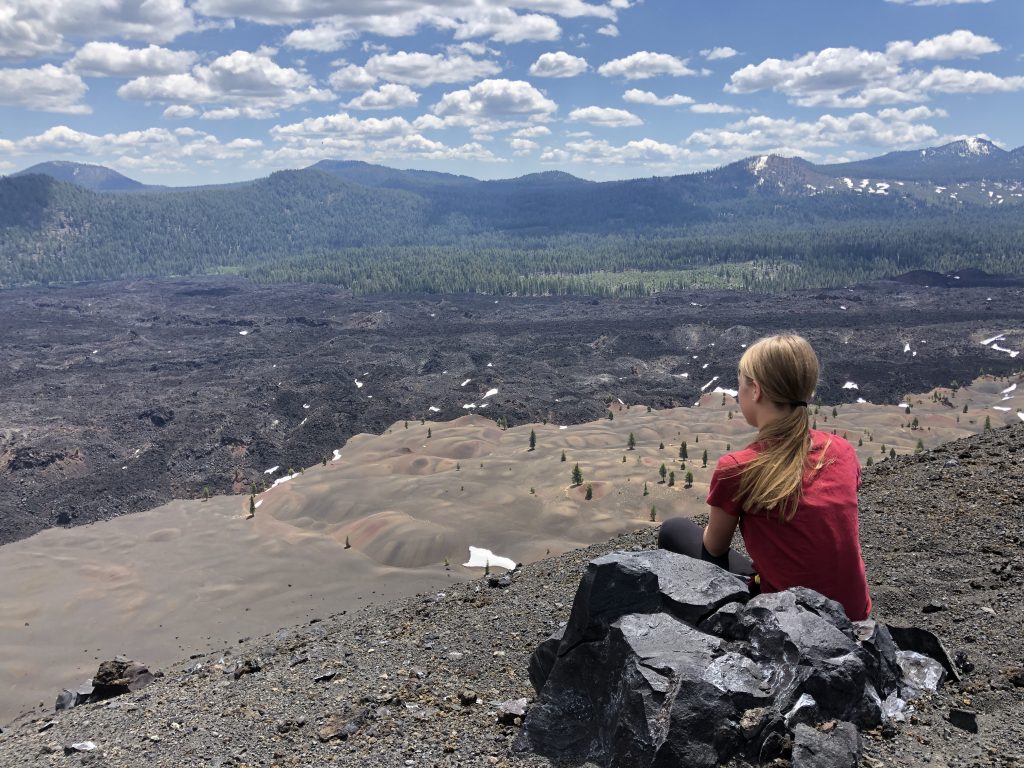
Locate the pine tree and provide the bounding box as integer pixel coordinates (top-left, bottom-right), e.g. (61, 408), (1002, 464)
(659, 441), (665, 450)
(643, 481), (649, 497)
(684, 471), (694, 488)
(889, 448), (897, 459)
(984, 415), (992, 431)
(915, 438), (924, 453)
(866, 456), (874, 467)
(702, 449), (708, 468)
(427, 427), (432, 438)
(585, 484), (593, 500)
(679, 441), (688, 459)
(572, 463), (583, 486)
(628, 432), (636, 450)
(561, 449), (566, 462)
(668, 471), (675, 487)
(649, 505), (657, 522)
(529, 429), (536, 451)
(659, 463), (667, 483)
(248, 496), (256, 516)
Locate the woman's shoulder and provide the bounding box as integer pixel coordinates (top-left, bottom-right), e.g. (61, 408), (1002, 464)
(809, 429), (858, 462)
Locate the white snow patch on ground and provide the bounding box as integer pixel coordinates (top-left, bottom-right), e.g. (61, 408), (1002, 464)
(332, 449), (342, 462)
(354, 379), (363, 388)
(559, 425), (568, 430)
(843, 382), (859, 389)
(429, 406), (441, 412)
(264, 466), (279, 474)
(1018, 413), (1024, 423)
(857, 398), (867, 404)
(981, 334), (1005, 345)
(673, 373), (690, 379)
(700, 376), (720, 392)
(461, 379), (472, 387)
(271, 473), (297, 489)
(303, 403), (310, 409)
(299, 418), (307, 426)
(1002, 384), (1017, 394)
(617, 397), (625, 404)
(239, 330), (249, 336)
(254, 499), (263, 509)
(903, 343), (911, 353)
(912, 351), (917, 357)
(702, 363), (710, 369)
(840, 305), (847, 310)
(463, 403), (476, 410)
(487, 363), (493, 368)
(92, 350), (98, 354)
(483, 388), (498, 399)
(991, 344), (1020, 358)
(712, 386), (738, 397)
(994, 406), (1011, 412)
(897, 403), (911, 410)
(463, 546), (516, 571)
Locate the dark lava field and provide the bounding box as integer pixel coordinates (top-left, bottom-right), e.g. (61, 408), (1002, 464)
(1, 275), (1022, 545)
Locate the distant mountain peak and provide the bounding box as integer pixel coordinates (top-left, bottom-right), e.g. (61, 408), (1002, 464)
(925, 137), (1003, 159)
(15, 161), (147, 192)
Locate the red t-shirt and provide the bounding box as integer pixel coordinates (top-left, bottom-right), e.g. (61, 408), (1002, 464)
(706, 429), (872, 621)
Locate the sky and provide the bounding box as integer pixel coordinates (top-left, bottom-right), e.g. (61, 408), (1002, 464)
(1, 0), (1022, 186)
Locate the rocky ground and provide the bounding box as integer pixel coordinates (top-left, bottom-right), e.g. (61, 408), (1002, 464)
(2, 276), (1022, 545)
(1, 421), (1021, 767)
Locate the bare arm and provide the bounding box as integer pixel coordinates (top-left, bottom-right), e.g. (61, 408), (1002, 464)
(703, 506), (739, 557)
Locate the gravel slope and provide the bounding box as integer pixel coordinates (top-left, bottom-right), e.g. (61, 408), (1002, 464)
(1, 422), (1022, 768)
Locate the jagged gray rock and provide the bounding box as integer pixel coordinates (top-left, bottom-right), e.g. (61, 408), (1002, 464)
(516, 550), (904, 768)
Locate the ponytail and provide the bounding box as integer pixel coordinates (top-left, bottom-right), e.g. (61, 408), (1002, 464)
(731, 335), (820, 521)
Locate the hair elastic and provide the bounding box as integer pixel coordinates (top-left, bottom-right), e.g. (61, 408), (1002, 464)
(790, 400), (808, 408)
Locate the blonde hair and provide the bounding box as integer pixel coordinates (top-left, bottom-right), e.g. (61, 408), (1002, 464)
(733, 334), (822, 521)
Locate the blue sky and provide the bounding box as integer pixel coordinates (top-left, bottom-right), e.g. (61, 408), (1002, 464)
(1, 0), (1022, 185)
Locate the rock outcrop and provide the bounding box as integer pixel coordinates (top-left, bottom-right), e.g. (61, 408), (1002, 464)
(517, 549), (928, 767)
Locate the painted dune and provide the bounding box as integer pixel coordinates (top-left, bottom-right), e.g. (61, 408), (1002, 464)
(0, 374), (1021, 725)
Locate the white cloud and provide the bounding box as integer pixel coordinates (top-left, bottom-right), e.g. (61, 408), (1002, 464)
(512, 125), (551, 137)
(598, 51), (696, 79)
(701, 46), (738, 61)
(275, 3), (581, 52)
(510, 137), (538, 154)
(162, 104), (197, 118)
(366, 51), (502, 86)
(0, 0), (198, 59)
(596, 24), (619, 37)
(328, 63), (378, 91)
(916, 67), (1024, 94)
(264, 108), (504, 166)
(431, 79), (558, 128)
(200, 105), (278, 119)
(568, 105), (642, 126)
(565, 137), (689, 164)
(886, 30), (1000, 60)
(690, 102), (745, 114)
(7, 124), (260, 169)
(529, 51), (588, 77)
(622, 88), (693, 106)
(539, 147), (570, 162)
(727, 30), (1011, 108)
(68, 42), (197, 77)
(687, 106), (947, 153)
(345, 83), (420, 110)
(0, 64), (89, 113)
(118, 50), (334, 116)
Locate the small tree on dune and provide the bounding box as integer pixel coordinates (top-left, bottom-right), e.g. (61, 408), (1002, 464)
(529, 429), (537, 451)
(679, 441), (688, 459)
(659, 463), (667, 483)
(561, 450), (566, 462)
(684, 471), (694, 488)
(585, 484), (593, 501)
(702, 449), (708, 468)
(643, 481), (649, 497)
(572, 463), (583, 487)
(668, 471), (675, 487)
(628, 432), (636, 450)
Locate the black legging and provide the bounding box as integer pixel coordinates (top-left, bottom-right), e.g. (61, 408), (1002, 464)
(658, 517), (756, 577)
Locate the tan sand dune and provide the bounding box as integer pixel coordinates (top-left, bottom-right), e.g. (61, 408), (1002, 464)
(0, 374), (1021, 725)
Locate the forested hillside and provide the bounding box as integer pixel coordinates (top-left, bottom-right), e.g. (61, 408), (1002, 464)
(4, 142), (1024, 296)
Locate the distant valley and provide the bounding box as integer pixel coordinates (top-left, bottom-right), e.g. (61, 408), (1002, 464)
(3, 137), (1024, 294)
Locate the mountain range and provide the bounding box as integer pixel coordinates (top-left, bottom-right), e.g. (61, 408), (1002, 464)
(2, 137), (1023, 293)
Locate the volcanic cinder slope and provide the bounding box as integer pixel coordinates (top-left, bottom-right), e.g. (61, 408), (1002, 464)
(0, 420), (1022, 768)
